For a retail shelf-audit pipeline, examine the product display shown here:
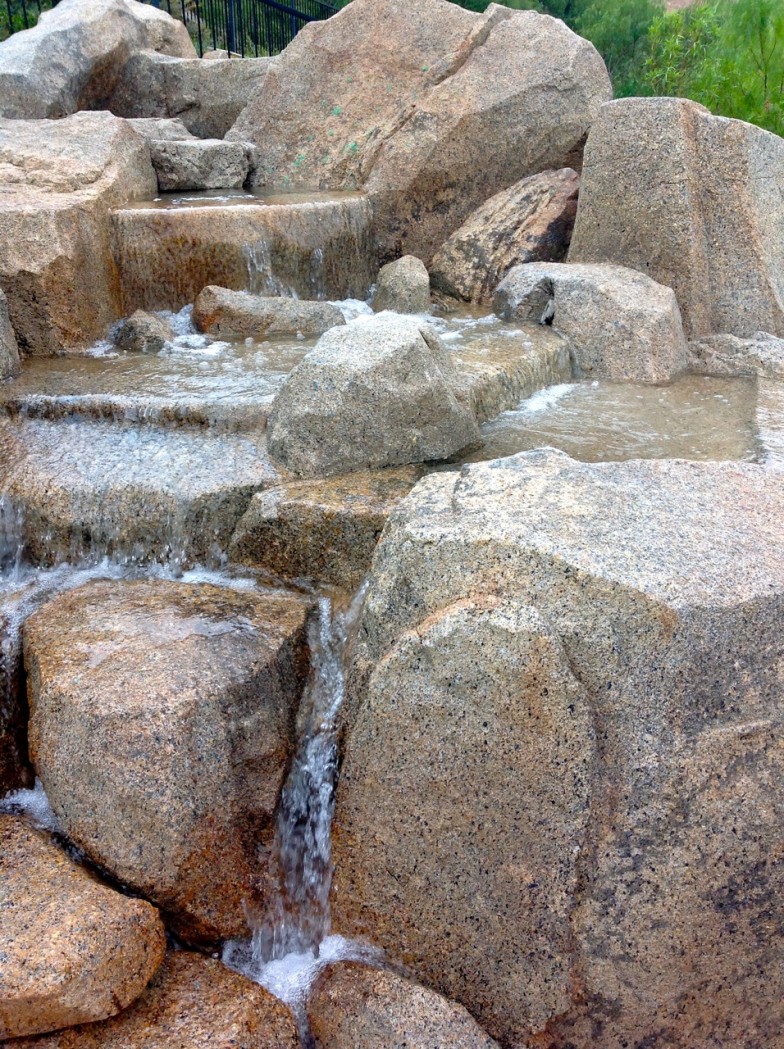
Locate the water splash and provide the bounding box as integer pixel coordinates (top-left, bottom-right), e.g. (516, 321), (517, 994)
(0, 778), (60, 834)
(244, 240), (299, 298)
(0, 496), (25, 579)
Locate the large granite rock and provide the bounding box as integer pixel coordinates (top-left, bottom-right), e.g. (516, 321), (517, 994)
(308, 963), (501, 1049)
(193, 286), (345, 339)
(335, 451), (784, 1046)
(110, 51), (273, 139)
(0, 287), (21, 380)
(0, 112), (157, 355)
(372, 256), (431, 314)
(569, 97), (784, 338)
(0, 0), (195, 120)
(430, 168), (579, 305)
(494, 261), (688, 383)
(229, 0), (610, 262)
(688, 331), (784, 381)
(11, 951), (300, 1049)
(333, 597), (594, 1043)
(267, 315), (480, 477)
(24, 579), (310, 944)
(229, 467), (424, 590)
(149, 139), (250, 192)
(0, 815), (165, 1040)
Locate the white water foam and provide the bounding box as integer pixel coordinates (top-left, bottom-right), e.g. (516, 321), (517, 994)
(0, 778), (60, 834)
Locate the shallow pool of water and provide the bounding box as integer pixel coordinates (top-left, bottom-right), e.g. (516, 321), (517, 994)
(126, 189), (368, 210)
(463, 375), (764, 465)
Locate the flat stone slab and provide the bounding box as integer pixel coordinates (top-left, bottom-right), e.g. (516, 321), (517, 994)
(149, 139), (250, 192)
(0, 815), (165, 1040)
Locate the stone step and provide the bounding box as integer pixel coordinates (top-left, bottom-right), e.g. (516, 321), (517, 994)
(111, 193), (376, 314)
(0, 416), (282, 568)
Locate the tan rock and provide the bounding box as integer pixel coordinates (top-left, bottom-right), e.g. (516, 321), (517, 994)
(193, 286), (345, 339)
(229, 467), (425, 590)
(494, 261), (688, 383)
(24, 579), (311, 944)
(0, 815), (165, 1040)
(0, 0), (196, 120)
(267, 314), (480, 478)
(123, 116), (196, 143)
(228, 0), (610, 262)
(569, 97), (784, 338)
(308, 962), (501, 1049)
(372, 256), (430, 314)
(11, 951), (300, 1049)
(333, 597), (595, 1043)
(149, 139), (250, 193)
(430, 168), (579, 305)
(688, 331), (784, 381)
(113, 309), (173, 353)
(111, 51), (273, 139)
(0, 112), (157, 355)
(336, 451), (784, 1046)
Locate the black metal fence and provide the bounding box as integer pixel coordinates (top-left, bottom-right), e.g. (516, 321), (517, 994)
(1, 0), (338, 54)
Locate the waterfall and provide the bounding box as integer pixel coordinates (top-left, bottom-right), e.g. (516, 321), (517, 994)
(223, 581), (382, 1021)
(244, 239), (299, 299)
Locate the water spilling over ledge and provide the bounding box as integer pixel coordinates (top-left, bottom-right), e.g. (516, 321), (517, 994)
(112, 192), (377, 315)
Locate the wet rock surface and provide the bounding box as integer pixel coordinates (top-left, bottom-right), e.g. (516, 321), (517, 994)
(569, 96), (784, 338)
(0, 287), (21, 380)
(494, 261), (688, 383)
(24, 579), (311, 943)
(0, 814), (166, 1040)
(372, 256), (431, 315)
(0, 111), (157, 355)
(267, 314), (479, 477)
(193, 286), (345, 339)
(229, 0), (610, 261)
(430, 168), (579, 305)
(110, 51), (273, 139)
(149, 139), (250, 193)
(12, 951), (300, 1048)
(308, 962), (501, 1049)
(230, 466), (424, 590)
(0, 0), (195, 120)
(113, 309), (173, 354)
(0, 416), (280, 567)
(112, 195), (375, 314)
(336, 451), (784, 1046)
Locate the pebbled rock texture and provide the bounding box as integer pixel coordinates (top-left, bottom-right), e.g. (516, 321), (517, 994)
(24, 579), (311, 945)
(0, 815), (166, 1040)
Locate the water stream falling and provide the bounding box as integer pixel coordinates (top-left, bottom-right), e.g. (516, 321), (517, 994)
(223, 582), (383, 1031)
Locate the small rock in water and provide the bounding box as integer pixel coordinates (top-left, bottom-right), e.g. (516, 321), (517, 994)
(0, 814), (166, 1040)
(113, 310), (173, 354)
(10, 951), (300, 1049)
(372, 256), (431, 315)
(193, 286), (345, 339)
(308, 962), (501, 1048)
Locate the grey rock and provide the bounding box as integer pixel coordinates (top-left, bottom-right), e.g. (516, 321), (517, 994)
(688, 331), (784, 380)
(569, 97), (784, 338)
(0, 0), (196, 120)
(193, 286), (345, 339)
(0, 112), (157, 355)
(0, 815), (165, 1039)
(333, 595), (595, 1044)
(0, 288), (21, 380)
(124, 116), (196, 142)
(24, 579), (311, 945)
(494, 261), (688, 383)
(372, 256), (431, 314)
(113, 309), (173, 354)
(430, 168), (579, 305)
(308, 962), (501, 1049)
(229, 0), (610, 262)
(110, 51), (273, 139)
(267, 314), (480, 478)
(149, 139), (250, 192)
(335, 451), (784, 1046)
